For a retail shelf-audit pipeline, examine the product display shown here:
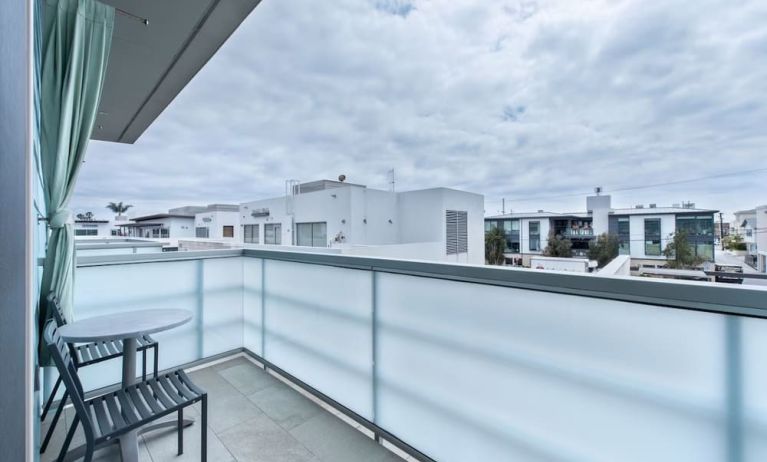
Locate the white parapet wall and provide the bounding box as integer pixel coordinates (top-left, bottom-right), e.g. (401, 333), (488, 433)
(530, 256), (594, 273)
(599, 255), (632, 276)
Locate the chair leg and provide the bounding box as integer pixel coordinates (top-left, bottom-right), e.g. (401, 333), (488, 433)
(177, 408), (183, 455)
(56, 414), (79, 462)
(153, 344), (159, 378)
(40, 389), (68, 453)
(201, 396), (207, 462)
(142, 348), (147, 381)
(41, 375), (62, 421)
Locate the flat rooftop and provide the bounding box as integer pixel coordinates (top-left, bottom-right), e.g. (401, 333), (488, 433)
(41, 356), (406, 462)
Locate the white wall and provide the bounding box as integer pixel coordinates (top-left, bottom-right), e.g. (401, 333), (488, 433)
(168, 217), (195, 238)
(628, 214), (676, 259)
(195, 210), (240, 240)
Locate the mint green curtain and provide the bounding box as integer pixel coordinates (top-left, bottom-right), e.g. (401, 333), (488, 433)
(38, 0), (114, 361)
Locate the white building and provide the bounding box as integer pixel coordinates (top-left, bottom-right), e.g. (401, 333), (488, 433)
(117, 205), (205, 239)
(239, 179), (485, 264)
(733, 206), (767, 271)
(193, 204), (240, 241)
(486, 195), (717, 266)
(73, 219), (112, 237)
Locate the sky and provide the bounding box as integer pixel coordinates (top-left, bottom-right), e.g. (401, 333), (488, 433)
(73, 0), (767, 221)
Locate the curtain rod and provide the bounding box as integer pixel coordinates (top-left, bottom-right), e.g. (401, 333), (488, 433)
(116, 7), (149, 26)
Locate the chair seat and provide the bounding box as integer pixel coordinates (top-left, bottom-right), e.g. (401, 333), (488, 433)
(86, 369), (204, 443)
(75, 334), (156, 366)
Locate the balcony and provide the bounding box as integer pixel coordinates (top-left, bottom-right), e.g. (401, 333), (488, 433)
(41, 356), (403, 462)
(36, 248), (767, 462)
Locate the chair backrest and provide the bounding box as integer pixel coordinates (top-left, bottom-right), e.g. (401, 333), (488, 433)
(43, 321), (95, 439)
(46, 292), (67, 326)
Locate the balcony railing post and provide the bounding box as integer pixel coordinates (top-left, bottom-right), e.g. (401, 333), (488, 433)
(261, 258), (266, 361)
(371, 270), (379, 432)
(725, 316), (743, 462)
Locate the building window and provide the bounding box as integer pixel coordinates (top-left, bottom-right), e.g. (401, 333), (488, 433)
(196, 227), (210, 238)
(152, 228), (160, 238)
(223, 225), (234, 238)
(529, 221), (540, 251)
(617, 217), (630, 255)
(244, 224), (260, 244)
(74, 229), (97, 236)
(446, 210), (468, 255)
(296, 222), (327, 247)
(644, 219), (661, 256)
(160, 228), (169, 238)
(676, 215), (715, 261)
(264, 223), (282, 245)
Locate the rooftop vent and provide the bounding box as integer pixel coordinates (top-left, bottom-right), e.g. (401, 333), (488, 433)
(682, 201), (695, 209)
(672, 203), (680, 208)
(635, 204), (644, 209)
(649, 204), (657, 208)
(538, 210), (544, 213)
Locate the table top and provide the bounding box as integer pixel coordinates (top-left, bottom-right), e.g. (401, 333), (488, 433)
(57, 309), (192, 342)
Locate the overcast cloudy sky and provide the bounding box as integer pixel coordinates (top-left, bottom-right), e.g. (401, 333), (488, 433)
(73, 0), (767, 220)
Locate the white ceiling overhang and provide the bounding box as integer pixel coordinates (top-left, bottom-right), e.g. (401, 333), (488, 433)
(93, 0), (262, 144)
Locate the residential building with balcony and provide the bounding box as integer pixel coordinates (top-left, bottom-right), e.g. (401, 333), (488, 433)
(240, 180), (485, 264)
(485, 195), (717, 266)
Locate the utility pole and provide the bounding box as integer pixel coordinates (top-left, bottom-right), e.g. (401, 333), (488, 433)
(719, 212), (725, 250)
(502, 198), (505, 215)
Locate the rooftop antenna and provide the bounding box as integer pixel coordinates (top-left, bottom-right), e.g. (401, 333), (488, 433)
(594, 186), (603, 196)
(502, 198), (506, 214)
(388, 169), (396, 192)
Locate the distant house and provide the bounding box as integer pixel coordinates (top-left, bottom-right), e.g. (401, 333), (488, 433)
(733, 206), (767, 271)
(239, 179), (485, 264)
(485, 195), (717, 266)
(116, 205), (205, 239)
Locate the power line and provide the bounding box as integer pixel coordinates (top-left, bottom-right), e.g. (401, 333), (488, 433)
(501, 167), (767, 203)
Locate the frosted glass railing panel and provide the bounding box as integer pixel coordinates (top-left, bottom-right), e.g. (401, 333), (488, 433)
(202, 258), (244, 357)
(263, 259), (374, 419)
(72, 258), (243, 392)
(243, 258), (263, 355)
(376, 272), (729, 462)
(742, 317), (767, 461)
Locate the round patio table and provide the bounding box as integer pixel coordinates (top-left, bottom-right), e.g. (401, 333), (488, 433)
(58, 309), (192, 462)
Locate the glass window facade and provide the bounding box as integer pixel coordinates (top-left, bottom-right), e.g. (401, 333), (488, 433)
(244, 224), (259, 244)
(529, 221), (540, 252)
(196, 227), (210, 238)
(296, 222), (327, 247)
(676, 215), (715, 261)
(74, 228), (97, 236)
(617, 218), (630, 255)
(644, 219), (662, 256)
(264, 223), (282, 245)
(483, 219), (520, 253)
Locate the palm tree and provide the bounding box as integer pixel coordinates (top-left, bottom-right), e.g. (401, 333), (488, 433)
(106, 201), (133, 219)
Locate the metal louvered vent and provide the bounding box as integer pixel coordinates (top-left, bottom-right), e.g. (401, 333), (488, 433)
(446, 210), (468, 255)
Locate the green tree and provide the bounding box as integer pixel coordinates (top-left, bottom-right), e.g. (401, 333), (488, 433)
(485, 227), (506, 265)
(588, 233), (620, 267)
(543, 231), (573, 258)
(723, 234), (747, 251)
(106, 201), (133, 217)
(663, 230), (704, 269)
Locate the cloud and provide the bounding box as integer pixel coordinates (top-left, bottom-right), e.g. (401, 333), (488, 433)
(74, 0), (767, 220)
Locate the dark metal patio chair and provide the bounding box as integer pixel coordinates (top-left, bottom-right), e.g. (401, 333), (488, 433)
(43, 320), (207, 462)
(40, 293), (160, 453)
